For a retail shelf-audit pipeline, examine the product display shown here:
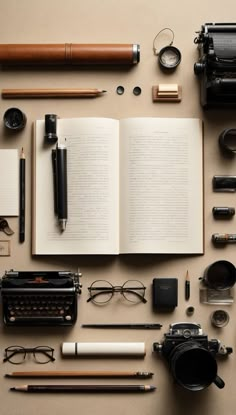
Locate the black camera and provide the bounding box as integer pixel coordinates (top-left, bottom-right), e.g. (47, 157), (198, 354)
(194, 23), (236, 108)
(153, 322), (232, 391)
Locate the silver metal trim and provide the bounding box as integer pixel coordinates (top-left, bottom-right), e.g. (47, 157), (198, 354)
(132, 44), (140, 64)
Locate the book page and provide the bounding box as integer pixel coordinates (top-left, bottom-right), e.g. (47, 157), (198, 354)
(0, 149), (19, 216)
(119, 118), (203, 254)
(33, 118), (119, 255)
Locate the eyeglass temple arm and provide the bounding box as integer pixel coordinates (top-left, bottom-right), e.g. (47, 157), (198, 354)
(3, 350), (24, 363)
(87, 289), (114, 303)
(122, 288), (147, 303)
(35, 350), (55, 361)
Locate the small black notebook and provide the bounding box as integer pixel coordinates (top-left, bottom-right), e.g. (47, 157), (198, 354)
(152, 278), (178, 310)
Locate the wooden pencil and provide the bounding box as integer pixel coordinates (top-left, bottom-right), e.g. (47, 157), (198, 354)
(2, 88), (106, 98)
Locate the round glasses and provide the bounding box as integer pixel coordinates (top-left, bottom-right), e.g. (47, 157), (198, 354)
(87, 280), (147, 304)
(3, 345), (55, 364)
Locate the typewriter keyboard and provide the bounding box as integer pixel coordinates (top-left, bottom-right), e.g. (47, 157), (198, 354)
(3, 294), (75, 324)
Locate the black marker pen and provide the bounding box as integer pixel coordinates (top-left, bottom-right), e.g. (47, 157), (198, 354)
(19, 148), (25, 242)
(56, 144), (68, 231)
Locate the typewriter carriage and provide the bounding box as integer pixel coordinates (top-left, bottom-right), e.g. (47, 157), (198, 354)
(194, 23), (236, 108)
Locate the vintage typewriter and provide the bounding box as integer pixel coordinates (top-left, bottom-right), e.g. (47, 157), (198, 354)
(194, 23), (236, 107)
(0, 270), (82, 326)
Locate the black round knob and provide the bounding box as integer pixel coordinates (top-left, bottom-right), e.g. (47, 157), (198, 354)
(194, 62), (205, 75)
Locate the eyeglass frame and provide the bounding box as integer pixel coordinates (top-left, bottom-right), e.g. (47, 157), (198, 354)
(87, 279), (147, 304)
(3, 345), (55, 364)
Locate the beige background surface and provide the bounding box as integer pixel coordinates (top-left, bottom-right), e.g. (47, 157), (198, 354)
(0, 0), (236, 414)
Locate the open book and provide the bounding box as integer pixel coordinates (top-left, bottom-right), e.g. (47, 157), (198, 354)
(32, 117), (203, 255)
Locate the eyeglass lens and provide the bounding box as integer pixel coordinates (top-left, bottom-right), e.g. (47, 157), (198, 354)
(88, 280), (113, 303)
(122, 280), (146, 303)
(33, 346), (55, 363)
(4, 345), (26, 364)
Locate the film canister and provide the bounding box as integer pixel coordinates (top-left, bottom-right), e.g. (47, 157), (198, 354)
(212, 207), (235, 218)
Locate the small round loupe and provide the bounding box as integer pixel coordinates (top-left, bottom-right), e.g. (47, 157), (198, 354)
(159, 46), (181, 69)
(153, 28), (181, 71)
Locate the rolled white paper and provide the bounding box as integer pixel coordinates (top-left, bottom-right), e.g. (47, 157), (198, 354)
(62, 342), (146, 357)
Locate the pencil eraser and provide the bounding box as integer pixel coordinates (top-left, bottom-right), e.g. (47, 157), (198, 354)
(152, 278), (178, 310)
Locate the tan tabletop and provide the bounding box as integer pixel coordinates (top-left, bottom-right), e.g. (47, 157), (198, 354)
(0, 0), (235, 414)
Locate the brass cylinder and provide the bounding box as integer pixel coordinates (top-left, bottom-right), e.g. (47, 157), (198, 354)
(0, 43), (140, 65)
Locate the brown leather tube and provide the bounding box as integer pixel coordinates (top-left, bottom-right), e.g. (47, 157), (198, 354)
(0, 43), (140, 65)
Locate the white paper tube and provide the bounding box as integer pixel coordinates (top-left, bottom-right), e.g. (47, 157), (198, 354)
(62, 342), (146, 357)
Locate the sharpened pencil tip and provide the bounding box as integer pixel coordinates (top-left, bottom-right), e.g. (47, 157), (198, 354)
(10, 387), (16, 391)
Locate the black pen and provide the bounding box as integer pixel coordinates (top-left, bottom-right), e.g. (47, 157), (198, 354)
(19, 148), (25, 243)
(54, 144), (68, 231)
(185, 270), (190, 300)
(82, 323), (162, 329)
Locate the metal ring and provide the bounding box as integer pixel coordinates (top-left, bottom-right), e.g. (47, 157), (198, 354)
(153, 28), (175, 56)
(219, 128), (236, 155)
(133, 86), (142, 96)
(116, 85), (125, 95)
(186, 306), (195, 316)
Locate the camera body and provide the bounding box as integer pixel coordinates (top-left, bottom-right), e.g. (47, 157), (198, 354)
(153, 322), (232, 391)
(154, 322), (217, 357)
